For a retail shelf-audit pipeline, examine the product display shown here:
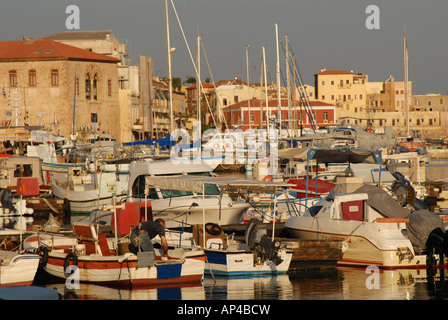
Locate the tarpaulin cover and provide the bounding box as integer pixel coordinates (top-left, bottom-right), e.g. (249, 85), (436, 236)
(277, 147), (381, 164)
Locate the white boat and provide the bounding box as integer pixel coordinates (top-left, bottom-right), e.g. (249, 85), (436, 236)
(42, 222), (205, 287)
(284, 177), (448, 269)
(127, 159), (252, 229)
(197, 220), (292, 276)
(0, 250), (40, 287)
(51, 161), (130, 214)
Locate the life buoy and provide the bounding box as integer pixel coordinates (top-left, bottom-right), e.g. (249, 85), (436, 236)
(37, 246), (49, 269)
(213, 143), (219, 150)
(64, 252), (78, 277)
(367, 126), (374, 133)
(46, 171), (51, 184)
(205, 223), (222, 236)
(262, 176), (272, 182)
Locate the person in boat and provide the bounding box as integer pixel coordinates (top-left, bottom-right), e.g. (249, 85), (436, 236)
(129, 219), (169, 257)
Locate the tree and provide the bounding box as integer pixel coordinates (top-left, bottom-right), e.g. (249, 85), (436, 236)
(183, 76), (196, 85)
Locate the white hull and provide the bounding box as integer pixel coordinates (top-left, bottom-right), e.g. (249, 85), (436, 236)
(145, 196), (250, 229)
(52, 182), (127, 214)
(204, 249), (292, 276)
(286, 225), (426, 269)
(0, 252), (40, 286)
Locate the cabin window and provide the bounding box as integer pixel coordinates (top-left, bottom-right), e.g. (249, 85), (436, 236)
(14, 164), (33, 178)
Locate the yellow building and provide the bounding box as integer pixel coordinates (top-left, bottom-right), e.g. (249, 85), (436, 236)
(314, 69), (368, 116)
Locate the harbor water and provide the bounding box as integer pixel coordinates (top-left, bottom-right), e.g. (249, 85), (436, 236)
(35, 267), (448, 300)
(26, 159), (448, 301)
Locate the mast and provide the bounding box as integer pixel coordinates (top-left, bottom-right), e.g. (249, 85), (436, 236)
(262, 46), (269, 132)
(246, 44), (251, 130)
(275, 24), (282, 130)
(404, 28), (409, 137)
(196, 34), (201, 128)
(285, 35), (292, 136)
(165, 0), (174, 134)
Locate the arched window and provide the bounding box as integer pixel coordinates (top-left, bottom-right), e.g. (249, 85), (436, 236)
(85, 73), (91, 100)
(93, 73), (98, 100)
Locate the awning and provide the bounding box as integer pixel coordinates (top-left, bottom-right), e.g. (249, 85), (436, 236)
(277, 147), (381, 164)
(145, 175), (291, 193)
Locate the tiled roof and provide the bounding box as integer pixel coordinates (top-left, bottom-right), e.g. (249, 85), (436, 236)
(316, 69), (353, 75)
(0, 40), (120, 63)
(224, 99), (335, 110)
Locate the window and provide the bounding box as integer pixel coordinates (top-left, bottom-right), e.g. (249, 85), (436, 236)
(234, 95), (238, 103)
(86, 73), (91, 100)
(324, 112), (328, 121)
(107, 79), (112, 97)
(29, 70), (36, 86)
(93, 73), (98, 100)
(9, 70), (17, 87)
(223, 98), (227, 106)
(321, 95), (325, 100)
(321, 81), (325, 86)
(51, 69), (59, 86)
(331, 81), (334, 85)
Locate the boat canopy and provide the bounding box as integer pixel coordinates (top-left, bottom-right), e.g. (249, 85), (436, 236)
(145, 175), (291, 193)
(122, 134), (175, 148)
(277, 147), (381, 164)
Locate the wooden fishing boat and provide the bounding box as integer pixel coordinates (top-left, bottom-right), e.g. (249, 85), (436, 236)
(42, 223), (205, 287)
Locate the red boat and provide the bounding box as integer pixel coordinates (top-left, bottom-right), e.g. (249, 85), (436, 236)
(287, 178), (335, 198)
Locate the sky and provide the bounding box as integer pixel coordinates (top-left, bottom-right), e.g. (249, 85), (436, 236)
(1, 0), (447, 95)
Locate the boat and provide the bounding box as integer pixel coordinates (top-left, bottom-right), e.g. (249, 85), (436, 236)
(284, 177), (448, 269)
(0, 285), (60, 299)
(0, 250), (40, 286)
(195, 220), (292, 276)
(127, 159), (251, 229)
(287, 178), (335, 198)
(42, 222), (206, 287)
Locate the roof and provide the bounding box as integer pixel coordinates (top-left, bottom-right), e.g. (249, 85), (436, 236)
(316, 69), (353, 76)
(0, 40), (120, 63)
(223, 99), (336, 110)
(40, 30), (114, 41)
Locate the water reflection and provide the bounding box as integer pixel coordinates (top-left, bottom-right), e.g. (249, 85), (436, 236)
(40, 267), (448, 300)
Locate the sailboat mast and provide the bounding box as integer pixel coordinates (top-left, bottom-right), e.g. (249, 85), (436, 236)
(404, 29), (409, 137)
(165, 0), (174, 134)
(196, 34), (201, 128)
(275, 24), (282, 130)
(246, 44), (251, 130)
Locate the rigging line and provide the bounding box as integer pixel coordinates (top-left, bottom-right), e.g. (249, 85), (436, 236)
(200, 39), (228, 130)
(280, 41), (316, 132)
(169, 0), (218, 131)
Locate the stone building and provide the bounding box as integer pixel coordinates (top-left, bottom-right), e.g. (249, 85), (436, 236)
(0, 40), (121, 141)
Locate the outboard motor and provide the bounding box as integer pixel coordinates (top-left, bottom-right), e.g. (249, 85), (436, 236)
(245, 218), (283, 266)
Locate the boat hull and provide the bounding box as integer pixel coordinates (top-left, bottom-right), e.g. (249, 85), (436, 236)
(149, 196), (250, 229)
(44, 251), (205, 287)
(204, 249), (292, 276)
(0, 253), (40, 287)
(285, 226), (427, 269)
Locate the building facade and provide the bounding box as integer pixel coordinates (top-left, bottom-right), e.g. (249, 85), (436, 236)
(0, 40), (121, 141)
